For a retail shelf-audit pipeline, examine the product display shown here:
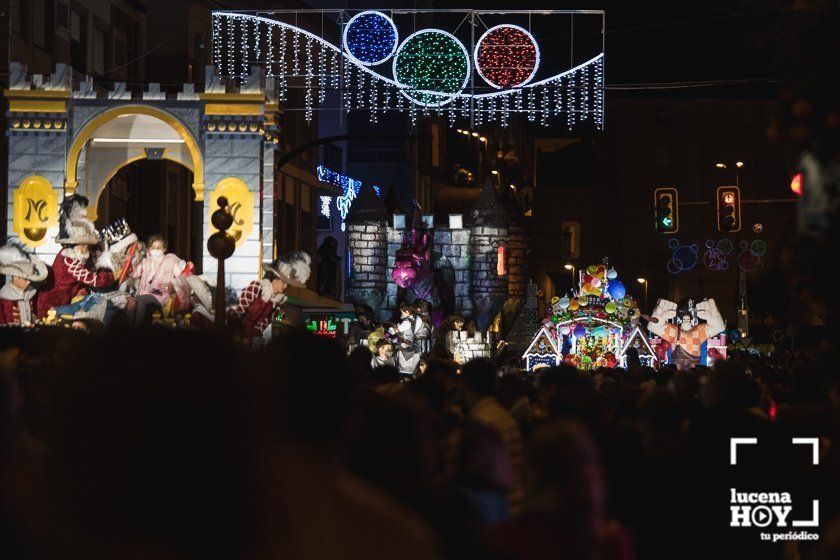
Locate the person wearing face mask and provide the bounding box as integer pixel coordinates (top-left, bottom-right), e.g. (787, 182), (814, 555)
(371, 339), (396, 369)
(0, 243), (48, 326)
(128, 234), (187, 325)
(36, 195), (115, 318)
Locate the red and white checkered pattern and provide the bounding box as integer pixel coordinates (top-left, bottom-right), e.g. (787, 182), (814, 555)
(662, 323), (709, 357)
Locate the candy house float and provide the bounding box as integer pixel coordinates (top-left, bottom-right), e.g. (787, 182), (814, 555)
(524, 261), (646, 371)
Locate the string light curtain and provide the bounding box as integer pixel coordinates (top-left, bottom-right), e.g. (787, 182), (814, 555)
(212, 10), (604, 129)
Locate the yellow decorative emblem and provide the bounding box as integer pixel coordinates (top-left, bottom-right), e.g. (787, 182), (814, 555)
(13, 175), (58, 247)
(209, 177), (254, 247)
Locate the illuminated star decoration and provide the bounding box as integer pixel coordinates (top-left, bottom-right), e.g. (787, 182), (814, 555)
(474, 24), (540, 89)
(343, 10), (399, 66)
(316, 165), (381, 230)
(393, 29), (471, 107)
(319, 195), (332, 219)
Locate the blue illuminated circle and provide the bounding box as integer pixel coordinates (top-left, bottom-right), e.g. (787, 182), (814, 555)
(343, 11), (398, 66)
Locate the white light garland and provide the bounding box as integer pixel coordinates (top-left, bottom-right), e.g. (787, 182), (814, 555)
(318, 44), (327, 104)
(278, 25), (287, 101)
(225, 16), (235, 77)
(242, 17), (250, 78)
(213, 15), (222, 74)
(254, 18), (261, 63)
(213, 13), (605, 130)
(305, 36), (314, 122)
(292, 27), (300, 76)
(267, 20), (274, 76)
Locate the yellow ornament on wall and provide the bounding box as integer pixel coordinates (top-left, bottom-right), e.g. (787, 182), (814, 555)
(13, 175), (58, 247)
(209, 177), (254, 247)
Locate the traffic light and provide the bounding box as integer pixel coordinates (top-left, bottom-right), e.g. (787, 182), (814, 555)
(790, 172), (803, 196)
(654, 187), (679, 234)
(716, 186), (741, 232)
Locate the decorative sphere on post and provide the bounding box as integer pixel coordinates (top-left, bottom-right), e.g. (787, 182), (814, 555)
(211, 196), (234, 231)
(208, 196), (235, 260)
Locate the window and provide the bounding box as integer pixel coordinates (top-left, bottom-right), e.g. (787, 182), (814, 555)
(57, 2), (68, 29)
(70, 8), (86, 72)
(18, 0), (30, 39)
(69, 8), (80, 41)
(32, 0), (46, 48)
(93, 29), (105, 74)
(113, 32), (127, 77)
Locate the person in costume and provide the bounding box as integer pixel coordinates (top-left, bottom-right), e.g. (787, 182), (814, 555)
(35, 195), (115, 318)
(412, 299), (432, 354)
(0, 243), (48, 326)
(371, 338), (397, 369)
(128, 234), (189, 325)
(227, 252), (310, 341)
(647, 298), (725, 370)
(393, 303), (421, 375)
(185, 275), (215, 331)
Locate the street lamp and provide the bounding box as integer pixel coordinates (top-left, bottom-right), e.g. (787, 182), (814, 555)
(565, 263), (576, 290)
(637, 277), (648, 311)
(715, 160), (745, 186)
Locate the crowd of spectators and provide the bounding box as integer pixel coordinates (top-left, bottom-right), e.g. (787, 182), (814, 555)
(1, 325), (838, 559)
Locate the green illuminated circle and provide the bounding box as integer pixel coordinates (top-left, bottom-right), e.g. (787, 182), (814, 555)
(393, 29), (470, 107)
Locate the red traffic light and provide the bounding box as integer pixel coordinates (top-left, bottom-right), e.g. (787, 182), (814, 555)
(790, 173), (803, 196)
(716, 186), (741, 232)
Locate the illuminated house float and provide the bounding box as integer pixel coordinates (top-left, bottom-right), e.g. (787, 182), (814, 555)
(523, 261), (647, 371)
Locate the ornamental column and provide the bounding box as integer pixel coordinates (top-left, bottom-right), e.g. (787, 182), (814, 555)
(345, 184), (388, 317)
(468, 179), (510, 331)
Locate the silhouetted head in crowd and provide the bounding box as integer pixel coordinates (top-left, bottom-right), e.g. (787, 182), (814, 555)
(498, 373), (530, 410)
(642, 390), (683, 434)
(348, 393), (437, 497)
(624, 347), (641, 370)
(406, 368), (449, 412)
(702, 360), (761, 411)
(347, 345), (372, 388)
(46, 329), (253, 559)
(424, 358), (457, 379)
(462, 359), (497, 402)
(538, 366), (601, 422)
(259, 330), (350, 447)
(371, 364), (400, 386)
(526, 421), (604, 529)
(455, 419), (511, 493)
(668, 370), (700, 401)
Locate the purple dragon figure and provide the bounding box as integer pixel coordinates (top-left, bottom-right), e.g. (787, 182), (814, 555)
(391, 229), (440, 306)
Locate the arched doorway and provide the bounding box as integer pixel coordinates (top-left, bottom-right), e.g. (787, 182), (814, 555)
(94, 159), (204, 268)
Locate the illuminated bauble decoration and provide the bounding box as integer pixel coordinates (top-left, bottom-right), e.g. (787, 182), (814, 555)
(474, 24), (539, 89)
(343, 11), (398, 66)
(393, 29), (470, 107)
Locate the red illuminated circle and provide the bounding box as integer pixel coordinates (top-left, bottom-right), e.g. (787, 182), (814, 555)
(474, 24), (540, 89)
(723, 193), (735, 204)
(790, 172), (803, 196)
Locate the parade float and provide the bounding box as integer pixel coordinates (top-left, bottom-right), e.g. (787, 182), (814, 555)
(523, 261), (651, 371)
(647, 298), (727, 369)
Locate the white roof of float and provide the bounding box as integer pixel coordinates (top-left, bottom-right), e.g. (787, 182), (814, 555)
(89, 114), (185, 147)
